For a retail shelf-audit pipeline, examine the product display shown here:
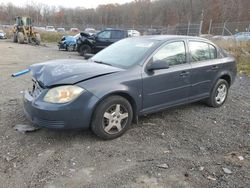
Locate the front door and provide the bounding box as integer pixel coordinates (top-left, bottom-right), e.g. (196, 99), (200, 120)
(142, 40), (192, 114)
(94, 30), (112, 52)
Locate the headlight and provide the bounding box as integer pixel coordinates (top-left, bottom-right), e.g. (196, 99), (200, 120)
(44, 85), (84, 104)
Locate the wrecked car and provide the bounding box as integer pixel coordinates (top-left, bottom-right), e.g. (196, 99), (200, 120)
(58, 33), (81, 51)
(76, 28), (128, 56)
(23, 36), (236, 139)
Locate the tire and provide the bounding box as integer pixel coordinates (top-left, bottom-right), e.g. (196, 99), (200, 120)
(79, 44), (91, 56)
(91, 96), (133, 140)
(67, 45), (74, 52)
(17, 32), (24, 44)
(206, 79), (229, 108)
(13, 33), (18, 43)
(35, 33), (41, 45)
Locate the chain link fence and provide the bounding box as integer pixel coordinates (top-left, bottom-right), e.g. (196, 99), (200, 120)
(209, 21), (250, 36)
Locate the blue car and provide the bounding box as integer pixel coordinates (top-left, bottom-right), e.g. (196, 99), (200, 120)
(24, 36), (236, 139)
(58, 34), (80, 51)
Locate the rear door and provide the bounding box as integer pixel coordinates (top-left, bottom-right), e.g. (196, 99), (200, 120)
(110, 30), (126, 43)
(188, 40), (221, 101)
(142, 40), (192, 113)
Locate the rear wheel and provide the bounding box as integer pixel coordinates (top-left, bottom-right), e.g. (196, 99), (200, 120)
(91, 96), (133, 140)
(17, 32), (24, 44)
(79, 44), (91, 56)
(35, 33), (41, 45)
(206, 79), (229, 107)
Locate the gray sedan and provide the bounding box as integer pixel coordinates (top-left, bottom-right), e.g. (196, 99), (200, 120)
(24, 36), (236, 139)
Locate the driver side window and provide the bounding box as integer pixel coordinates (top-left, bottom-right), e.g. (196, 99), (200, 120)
(153, 41), (186, 66)
(97, 31), (111, 39)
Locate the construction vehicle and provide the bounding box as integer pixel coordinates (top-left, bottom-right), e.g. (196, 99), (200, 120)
(13, 16), (41, 45)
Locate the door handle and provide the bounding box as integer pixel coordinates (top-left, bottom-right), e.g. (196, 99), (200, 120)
(211, 65), (219, 70)
(180, 71), (190, 77)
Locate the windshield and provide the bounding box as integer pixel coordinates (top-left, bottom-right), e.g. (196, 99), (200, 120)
(91, 38), (159, 68)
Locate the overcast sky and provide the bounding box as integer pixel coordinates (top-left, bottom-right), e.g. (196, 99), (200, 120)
(0, 0), (134, 8)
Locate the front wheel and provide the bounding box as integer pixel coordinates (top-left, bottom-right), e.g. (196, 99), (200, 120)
(206, 79), (229, 107)
(91, 96), (133, 140)
(79, 44), (91, 56)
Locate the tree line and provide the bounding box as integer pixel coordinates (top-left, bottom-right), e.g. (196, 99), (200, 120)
(0, 0), (249, 32)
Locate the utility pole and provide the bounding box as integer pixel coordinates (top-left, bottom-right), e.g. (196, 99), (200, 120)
(208, 19), (212, 35)
(199, 9), (204, 36)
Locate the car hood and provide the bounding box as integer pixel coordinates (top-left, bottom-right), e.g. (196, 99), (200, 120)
(30, 59), (124, 87)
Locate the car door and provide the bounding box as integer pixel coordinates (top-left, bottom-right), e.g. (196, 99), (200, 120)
(142, 40), (192, 113)
(110, 30), (126, 43)
(94, 30), (112, 52)
(188, 40), (221, 101)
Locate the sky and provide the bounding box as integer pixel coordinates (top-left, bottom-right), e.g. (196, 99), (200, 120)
(0, 0), (134, 8)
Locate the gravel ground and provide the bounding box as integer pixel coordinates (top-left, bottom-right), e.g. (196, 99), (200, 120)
(0, 40), (250, 188)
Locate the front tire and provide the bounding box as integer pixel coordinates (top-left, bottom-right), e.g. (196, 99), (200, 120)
(13, 33), (18, 43)
(91, 96), (133, 140)
(79, 44), (91, 56)
(17, 32), (24, 44)
(206, 79), (229, 107)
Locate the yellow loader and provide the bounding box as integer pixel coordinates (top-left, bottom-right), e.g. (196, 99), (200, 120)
(13, 16), (41, 45)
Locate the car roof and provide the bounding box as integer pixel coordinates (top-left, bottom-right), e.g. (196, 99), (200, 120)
(135, 35), (211, 42)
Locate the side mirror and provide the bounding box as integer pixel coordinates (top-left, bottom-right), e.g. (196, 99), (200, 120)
(147, 60), (169, 71)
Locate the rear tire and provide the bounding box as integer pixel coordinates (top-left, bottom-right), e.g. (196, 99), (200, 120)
(91, 96), (133, 140)
(206, 79), (229, 108)
(35, 33), (41, 45)
(17, 32), (24, 44)
(79, 44), (91, 56)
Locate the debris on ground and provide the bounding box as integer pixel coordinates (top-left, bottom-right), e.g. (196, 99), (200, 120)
(207, 176), (217, 181)
(222, 167), (233, 174)
(238, 156), (244, 161)
(14, 124), (40, 133)
(156, 164), (169, 169)
(199, 166), (204, 171)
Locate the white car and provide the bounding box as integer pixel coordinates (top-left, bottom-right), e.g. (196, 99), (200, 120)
(46, 26), (56, 32)
(84, 28), (96, 35)
(128, 30), (141, 37)
(0, 30), (7, 39)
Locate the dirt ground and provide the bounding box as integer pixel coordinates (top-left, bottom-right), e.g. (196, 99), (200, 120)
(0, 39), (250, 188)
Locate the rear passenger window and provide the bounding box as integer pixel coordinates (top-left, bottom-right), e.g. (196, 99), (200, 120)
(111, 30), (124, 39)
(189, 41), (217, 62)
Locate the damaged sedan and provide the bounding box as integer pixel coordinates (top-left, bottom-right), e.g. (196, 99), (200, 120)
(23, 36), (236, 139)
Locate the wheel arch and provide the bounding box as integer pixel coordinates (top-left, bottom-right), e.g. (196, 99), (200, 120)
(220, 74), (232, 86)
(91, 91), (138, 123)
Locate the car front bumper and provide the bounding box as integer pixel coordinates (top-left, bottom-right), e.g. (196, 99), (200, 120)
(23, 88), (99, 130)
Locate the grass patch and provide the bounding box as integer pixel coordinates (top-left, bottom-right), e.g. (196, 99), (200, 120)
(214, 40), (250, 76)
(39, 32), (63, 43)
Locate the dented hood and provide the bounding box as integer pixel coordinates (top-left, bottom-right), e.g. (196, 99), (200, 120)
(30, 59), (124, 87)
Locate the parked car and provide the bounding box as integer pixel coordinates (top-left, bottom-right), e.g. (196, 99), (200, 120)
(70, 28), (80, 33)
(84, 28), (96, 35)
(128, 29), (141, 37)
(58, 33), (81, 51)
(76, 28), (128, 56)
(234, 32), (250, 41)
(0, 30), (7, 39)
(23, 35), (236, 139)
(46, 26), (56, 32)
(57, 27), (65, 33)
